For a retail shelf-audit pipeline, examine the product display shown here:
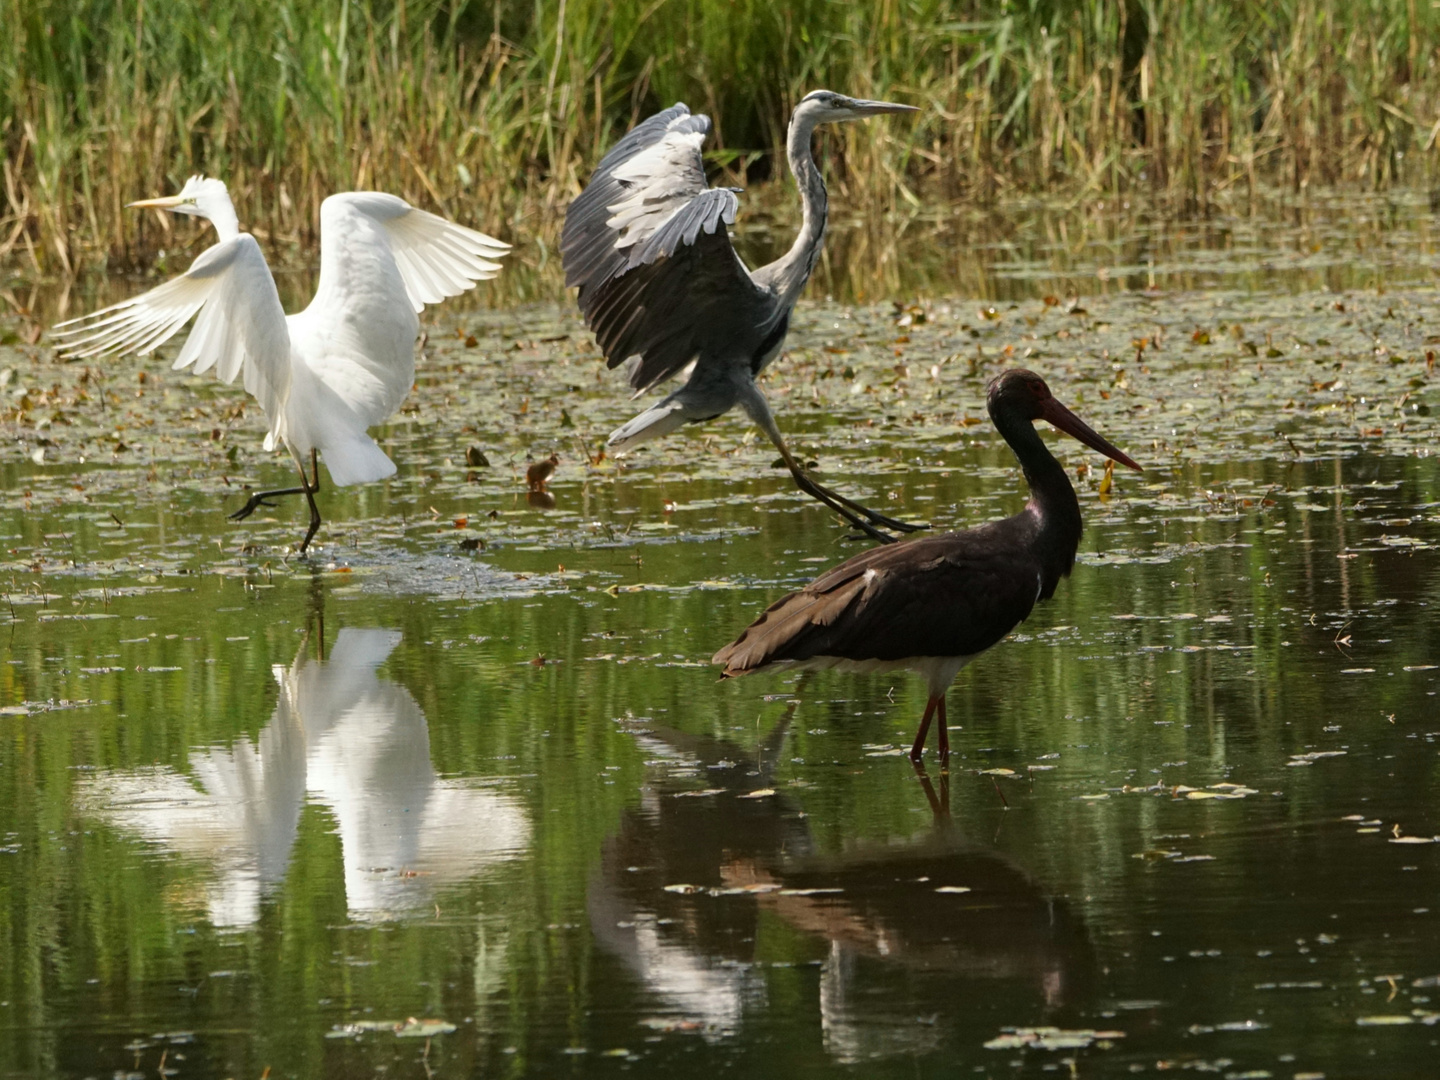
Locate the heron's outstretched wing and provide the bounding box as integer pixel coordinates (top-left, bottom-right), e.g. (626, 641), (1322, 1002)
(51, 234), (291, 435)
(318, 193), (510, 313)
(562, 104), (774, 393)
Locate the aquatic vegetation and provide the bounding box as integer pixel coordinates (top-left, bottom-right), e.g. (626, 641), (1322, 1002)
(2, 205), (1440, 1076)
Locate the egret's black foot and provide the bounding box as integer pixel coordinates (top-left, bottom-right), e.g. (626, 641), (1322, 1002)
(228, 485), (308, 522)
(229, 495), (276, 521)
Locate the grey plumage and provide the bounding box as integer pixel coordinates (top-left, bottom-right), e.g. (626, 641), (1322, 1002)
(560, 91), (924, 542)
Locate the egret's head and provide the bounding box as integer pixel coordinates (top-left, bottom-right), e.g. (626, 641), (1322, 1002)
(128, 176), (239, 240)
(793, 90), (918, 126)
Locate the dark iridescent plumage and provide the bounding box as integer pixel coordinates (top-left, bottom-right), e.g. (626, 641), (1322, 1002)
(714, 369), (1143, 761)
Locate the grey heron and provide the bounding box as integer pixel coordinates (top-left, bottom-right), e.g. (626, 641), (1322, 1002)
(561, 90), (923, 542)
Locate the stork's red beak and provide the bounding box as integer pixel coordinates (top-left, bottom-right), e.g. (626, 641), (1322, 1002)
(1040, 398), (1143, 472)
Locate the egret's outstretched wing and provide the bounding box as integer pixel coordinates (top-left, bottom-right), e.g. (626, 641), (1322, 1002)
(319, 193), (509, 313)
(51, 235), (291, 435)
(561, 104), (775, 393)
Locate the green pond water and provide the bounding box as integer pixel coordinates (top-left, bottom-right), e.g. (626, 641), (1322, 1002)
(3, 194), (1440, 1078)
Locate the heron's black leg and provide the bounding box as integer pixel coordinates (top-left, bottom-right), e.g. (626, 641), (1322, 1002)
(741, 383), (927, 542)
(793, 469), (927, 534)
(788, 466), (927, 543)
(909, 696), (939, 762)
(937, 695), (950, 762)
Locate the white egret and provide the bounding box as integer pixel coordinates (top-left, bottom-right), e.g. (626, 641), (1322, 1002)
(53, 175), (510, 552)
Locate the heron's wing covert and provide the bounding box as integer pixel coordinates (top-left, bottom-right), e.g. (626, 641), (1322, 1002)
(320, 193), (510, 314)
(51, 234), (291, 435)
(561, 104), (703, 290)
(561, 104), (773, 392)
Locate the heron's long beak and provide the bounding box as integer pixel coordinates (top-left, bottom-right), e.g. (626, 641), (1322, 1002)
(851, 99), (920, 116)
(1040, 398), (1143, 472)
(126, 194), (186, 210)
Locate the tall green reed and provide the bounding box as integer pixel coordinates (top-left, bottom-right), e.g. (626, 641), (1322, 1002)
(3, 0), (1439, 277)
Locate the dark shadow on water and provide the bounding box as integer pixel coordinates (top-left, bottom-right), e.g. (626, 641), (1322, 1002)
(587, 715), (1095, 1063)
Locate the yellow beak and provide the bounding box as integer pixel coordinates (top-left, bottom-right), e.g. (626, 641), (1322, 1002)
(127, 194), (187, 210)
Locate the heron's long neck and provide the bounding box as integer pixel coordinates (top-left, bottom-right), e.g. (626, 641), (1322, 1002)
(993, 409), (1083, 585)
(205, 194), (241, 243)
(769, 112), (828, 308)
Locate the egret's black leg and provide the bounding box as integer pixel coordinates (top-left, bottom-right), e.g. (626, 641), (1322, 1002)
(229, 448), (323, 553)
(297, 449), (322, 555)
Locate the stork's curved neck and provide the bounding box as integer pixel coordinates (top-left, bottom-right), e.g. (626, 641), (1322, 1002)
(769, 109), (828, 308)
(991, 407), (1084, 583)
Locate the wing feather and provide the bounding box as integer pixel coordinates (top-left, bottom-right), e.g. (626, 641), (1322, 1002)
(325, 192), (509, 313)
(714, 528), (1045, 674)
(52, 235), (291, 439)
(563, 105), (776, 393)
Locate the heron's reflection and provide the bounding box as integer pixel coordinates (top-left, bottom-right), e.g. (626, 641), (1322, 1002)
(79, 629), (529, 927)
(588, 715), (1094, 1061)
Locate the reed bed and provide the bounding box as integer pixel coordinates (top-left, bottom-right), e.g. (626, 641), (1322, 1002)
(4, 0), (1440, 278)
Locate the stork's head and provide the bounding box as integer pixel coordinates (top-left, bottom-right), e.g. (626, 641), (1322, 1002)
(128, 175), (239, 240)
(987, 369), (1142, 472)
(793, 90), (918, 126)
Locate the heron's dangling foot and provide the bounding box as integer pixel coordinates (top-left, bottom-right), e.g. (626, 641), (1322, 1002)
(790, 466), (928, 544)
(744, 390), (927, 543)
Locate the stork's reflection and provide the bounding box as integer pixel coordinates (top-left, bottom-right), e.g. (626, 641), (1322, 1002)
(79, 629), (529, 926)
(588, 713), (1094, 1061)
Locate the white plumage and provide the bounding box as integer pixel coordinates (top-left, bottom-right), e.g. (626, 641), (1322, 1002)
(52, 175), (509, 548)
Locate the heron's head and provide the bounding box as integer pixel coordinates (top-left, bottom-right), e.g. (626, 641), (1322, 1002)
(794, 90), (918, 126)
(128, 175), (232, 222)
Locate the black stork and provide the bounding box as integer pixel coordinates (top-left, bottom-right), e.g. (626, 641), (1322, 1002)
(713, 369), (1141, 762)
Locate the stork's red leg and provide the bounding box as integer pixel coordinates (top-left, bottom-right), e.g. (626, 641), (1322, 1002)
(936, 695), (950, 762)
(909, 696), (939, 761)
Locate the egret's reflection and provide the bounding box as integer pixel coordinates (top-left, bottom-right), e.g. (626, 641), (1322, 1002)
(79, 629), (529, 926)
(588, 715), (1094, 1061)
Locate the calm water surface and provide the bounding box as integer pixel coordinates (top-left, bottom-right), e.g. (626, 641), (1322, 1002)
(2, 195), (1440, 1078)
